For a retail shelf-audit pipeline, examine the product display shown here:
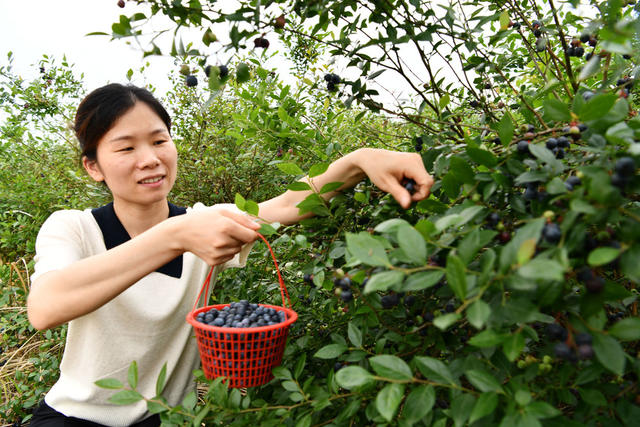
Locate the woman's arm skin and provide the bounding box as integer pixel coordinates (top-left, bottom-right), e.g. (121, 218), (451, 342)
(27, 210), (260, 330)
(259, 148), (434, 225)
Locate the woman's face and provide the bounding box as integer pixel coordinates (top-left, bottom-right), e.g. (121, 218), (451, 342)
(83, 101), (178, 209)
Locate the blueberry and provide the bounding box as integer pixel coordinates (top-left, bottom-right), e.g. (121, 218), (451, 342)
(575, 332), (592, 346)
(611, 173), (630, 189)
(381, 294), (400, 309)
(582, 90), (595, 101)
(340, 290), (353, 302)
(542, 223), (562, 243)
(576, 267), (594, 282)
(546, 138), (558, 149)
(557, 136), (570, 148)
(566, 176), (581, 188)
(517, 140), (530, 153)
(219, 65), (229, 78)
(404, 295), (416, 306)
(546, 323), (568, 341)
(580, 34), (591, 43)
(555, 148), (565, 159)
(615, 157), (636, 177)
(554, 342), (573, 360)
(577, 344), (594, 360)
(185, 75), (198, 87)
(213, 318), (224, 327)
(403, 178), (416, 194)
(585, 276), (605, 293)
(523, 186), (538, 200)
(444, 302), (455, 313)
(331, 74), (341, 84)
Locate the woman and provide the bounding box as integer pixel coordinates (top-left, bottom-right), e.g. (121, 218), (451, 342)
(26, 83), (434, 426)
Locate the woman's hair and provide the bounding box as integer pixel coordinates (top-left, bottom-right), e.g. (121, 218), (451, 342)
(74, 83), (171, 161)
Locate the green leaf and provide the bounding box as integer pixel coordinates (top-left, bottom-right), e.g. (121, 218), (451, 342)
(401, 385), (435, 423)
(147, 398), (168, 414)
(499, 218), (545, 273)
(469, 329), (507, 347)
(319, 181), (344, 194)
(587, 247), (621, 266)
(451, 393), (477, 427)
(314, 343), (348, 359)
(518, 258), (565, 281)
(525, 401), (561, 419)
(109, 389), (144, 405)
(502, 332), (525, 362)
(95, 378), (124, 389)
(236, 62), (250, 83)
(578, 54), (601, 81)
(433, 312), (461, 330)
(245, 200), (259, 216)
(376, 383), (405, 422)
(128, 361), (138, 389)
(498, 114), (515, 145)
(182, 390), (197, 410)
(369, 355), (413, 380)
(609, 318), (640, 341)
(397, 224), (427, 265)
(402, 270), (444, 292)
(346, 232), (390, 267)
(309, 163), (329, 177)
(579, 92), (617, 121)
(155, 363), (167, 396)
(543, 98), (571, 122)
(348, 322), (363, 347)
(578, 388), (607, 407)
(277, 162), (304, 175)
(450, 156), (475, 184)
(458, 229), (497, 265)
(335, 366), (375, 389)
(446, 253), (467, 300)
(413, 356), (456, 384)
(592, 333), (626, 376)
(466, 147), (498, 168)
(272, 367), (292, 380)
(465, 369), (503, 393)
(363, 270), (405, 294)
(234, 193), (246, 210)
(606, 122), (635, 145)
(287, 181), (312, 191)
(620, 245), (640, 282)
(517, 239), (537, 265)
(296, 193), (330, 216)
(469, 392), (498, 424)
(441, 172), (462, 199)
(467, 300), (491, 329)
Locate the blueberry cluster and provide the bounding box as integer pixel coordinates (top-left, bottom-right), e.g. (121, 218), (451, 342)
(324, 73), (341, 92)
(612, 157), (636, 190)
(547, 323), (594, 362)
(577, 267), (605, 293)
(414, 136), (423, 152)
(616, 77), (634, 97)
(542, 222), (562, 243)
(196, 300), (287, 328)
(334, 277), (353, 302)
(185, 75), (198, 87)
(566, 39), (585, 58)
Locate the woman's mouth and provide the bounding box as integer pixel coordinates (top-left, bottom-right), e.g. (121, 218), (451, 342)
(139, 176), (164, 184)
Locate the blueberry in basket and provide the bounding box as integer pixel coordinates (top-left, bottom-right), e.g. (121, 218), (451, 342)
(196, 300), (287, 328)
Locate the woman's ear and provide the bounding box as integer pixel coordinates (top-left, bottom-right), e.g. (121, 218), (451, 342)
(82, 156), (105, 182)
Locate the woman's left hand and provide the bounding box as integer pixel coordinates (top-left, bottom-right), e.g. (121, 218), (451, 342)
(354, 148), (435, 209)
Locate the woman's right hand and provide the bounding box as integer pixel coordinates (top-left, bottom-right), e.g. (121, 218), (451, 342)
(173, 209), (260, 266)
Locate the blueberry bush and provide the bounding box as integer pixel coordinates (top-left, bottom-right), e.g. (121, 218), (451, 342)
(2, 0), (640, 425)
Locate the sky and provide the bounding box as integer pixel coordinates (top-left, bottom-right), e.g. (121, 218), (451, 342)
(0, 0), (418, 106)
(0, 0), (177, 96)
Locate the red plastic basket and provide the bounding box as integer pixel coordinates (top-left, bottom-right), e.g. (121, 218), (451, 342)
(186, 233), (298, 388)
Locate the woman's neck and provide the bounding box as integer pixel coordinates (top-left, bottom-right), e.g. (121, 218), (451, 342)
(112, 198), (170, 238)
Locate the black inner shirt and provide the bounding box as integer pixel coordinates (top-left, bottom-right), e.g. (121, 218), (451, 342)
(91, 202), (187, 278)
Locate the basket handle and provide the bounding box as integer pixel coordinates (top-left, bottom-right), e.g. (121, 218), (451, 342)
(191, 232), (291, 314)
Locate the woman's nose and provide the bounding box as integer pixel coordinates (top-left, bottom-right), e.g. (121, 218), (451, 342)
(137, 146), (160, 169)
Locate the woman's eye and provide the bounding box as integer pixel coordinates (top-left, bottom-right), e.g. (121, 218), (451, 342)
(119, 147), (133, 152)
(154, 140), (167, 145)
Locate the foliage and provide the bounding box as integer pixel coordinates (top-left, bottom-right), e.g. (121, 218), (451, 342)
(2, 0), (640, 425)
